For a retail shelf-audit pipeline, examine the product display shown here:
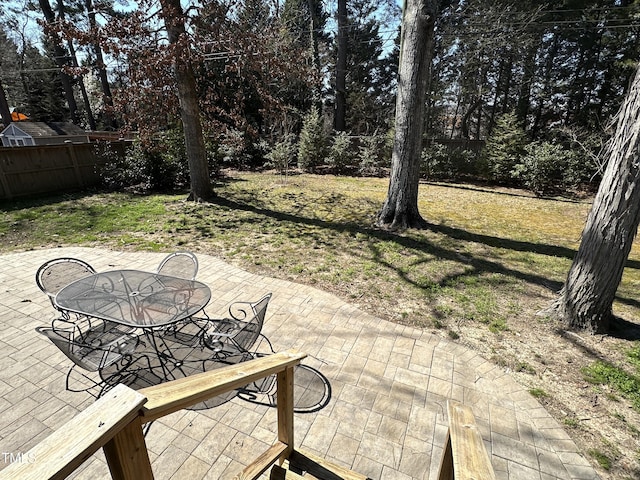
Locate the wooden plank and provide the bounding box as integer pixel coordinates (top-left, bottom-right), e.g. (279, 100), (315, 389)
(289, 449), (372, 480)
(277, 365), (295, 460)
(233, 442), (288, 480)
(0, 384), (146, 480)
(446, 401), (496, 480)
(104, 416), (153, 480)
(140, 351), (306, 422)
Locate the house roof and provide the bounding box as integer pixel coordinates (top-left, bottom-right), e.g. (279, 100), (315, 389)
(2, 121), (86, 137)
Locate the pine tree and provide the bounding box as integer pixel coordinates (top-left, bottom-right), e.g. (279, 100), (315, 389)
(297, 107), (327, 172)
(484, 111), (528, 183)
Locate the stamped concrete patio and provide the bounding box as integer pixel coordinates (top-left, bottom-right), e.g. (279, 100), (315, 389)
(0, 247), (600, 479)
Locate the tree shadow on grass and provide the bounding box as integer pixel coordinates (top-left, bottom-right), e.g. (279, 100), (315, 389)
(209, 195), (640, 319)
(0, 190), (102, 212)
(608, 317), (640, 341)
(424, 181), (592, 204)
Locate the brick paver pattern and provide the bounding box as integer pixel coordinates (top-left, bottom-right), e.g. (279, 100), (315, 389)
(0, 248), (600, 480)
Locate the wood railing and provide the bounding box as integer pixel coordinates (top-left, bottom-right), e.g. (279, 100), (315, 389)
(0, 351), (496, 480)
(0, 351), (305, 480)
(437, 401), (497, 480)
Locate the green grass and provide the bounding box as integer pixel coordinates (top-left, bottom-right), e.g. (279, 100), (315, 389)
(563, 417), (580, 428)
(589, 449), (613, 470)
(582, 361), (640, 412)
(628, 343), (640, 373)
(529, 388), (548, 399)
(1, 172), (639, 337)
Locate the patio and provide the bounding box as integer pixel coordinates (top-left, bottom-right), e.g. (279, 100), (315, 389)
(0, 247), (599, 479)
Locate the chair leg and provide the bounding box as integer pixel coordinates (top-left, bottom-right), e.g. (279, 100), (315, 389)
(65, 365), (101, 398)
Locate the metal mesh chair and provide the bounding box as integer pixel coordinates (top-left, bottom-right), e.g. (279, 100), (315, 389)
(35, 258), (96, 317)
(36, 257), (132, 336)
(202, 293), (272, 355)
(156, 252), (198, 280)
(35, 323), (141, 397)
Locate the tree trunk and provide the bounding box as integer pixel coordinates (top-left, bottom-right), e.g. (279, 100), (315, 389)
(516, 39), (538, 126)
(0, 82), (11, 127)
(307, 0), (322, 111)
(376, 0), (437, 231)
(334, 0), (347, 131)
(549, 66), (640, 333)
(85, 0), (116, 128)
(532, 33), (558, 137)
(57, 0), (96, 130)
(159, 0), (213, 201)
(38, 0), (80, 124)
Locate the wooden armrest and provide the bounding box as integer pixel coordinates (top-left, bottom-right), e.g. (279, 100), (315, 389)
(140, 350), (306, 422)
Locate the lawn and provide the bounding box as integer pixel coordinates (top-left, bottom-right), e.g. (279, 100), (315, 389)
(1, 171), (639, 478)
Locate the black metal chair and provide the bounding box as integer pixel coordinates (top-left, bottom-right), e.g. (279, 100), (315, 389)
(202, 293), (273, 355)
(156, 252), (198, 280)
(36, 257), (134, 337)
(35, 257), (96, 319)
(36, 323), (141, 397)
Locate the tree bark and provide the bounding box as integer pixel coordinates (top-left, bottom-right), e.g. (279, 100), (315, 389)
(376, 0), (436, 231)
(334, 0), (347, 131)
(159, 0), (213, 201)
(38, 0), (80, 124)
(56, 0), (96, 130)
(549, 65), (640, 333)
(85, 0), (117, 128)
(0, 82), (12, 127)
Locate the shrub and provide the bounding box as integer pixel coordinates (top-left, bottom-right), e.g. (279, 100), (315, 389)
(421, 143), (448, 178)
(513, 141), (571, 195)
(484, 112), (528, 184)
(421, 144), (483, 181)
(265, 134), (297, 175)
(217, 129), (260, 169)
(297, 107), (327, 172)
(358, 133), (391, 176)
(549, 127), (603, 190)
(327, 131), (355, 173)
(99, 131), (189, 193)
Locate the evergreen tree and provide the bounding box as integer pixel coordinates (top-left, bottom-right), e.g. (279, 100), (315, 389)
(483, 111), (527, 183)
(344, 2), (399, 135)
(21, 42), (68, 122)
(330, 0), (399, 135)
(297, 107), (327, 172)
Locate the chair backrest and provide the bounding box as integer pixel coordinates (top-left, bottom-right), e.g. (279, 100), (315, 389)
(156, 252), (198, 280)
(36, 258), (96, 307)
(231, 293), (272, 352)
(35, 325), (102, 372)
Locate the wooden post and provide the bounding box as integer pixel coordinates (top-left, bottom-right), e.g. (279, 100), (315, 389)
(104, 416), (154, 480)
(67, 143), (84, 188)
(0, 150), (12, 199)
(276, 365), (295, 462)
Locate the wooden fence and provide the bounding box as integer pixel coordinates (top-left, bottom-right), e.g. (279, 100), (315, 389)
(0, 141), (129, 200)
